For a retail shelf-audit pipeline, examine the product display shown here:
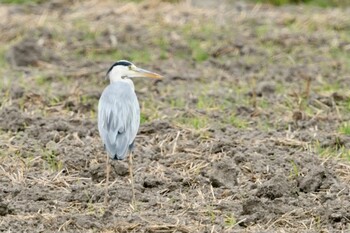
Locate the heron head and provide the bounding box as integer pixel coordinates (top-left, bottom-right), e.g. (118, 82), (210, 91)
(106, 60), (163, 82)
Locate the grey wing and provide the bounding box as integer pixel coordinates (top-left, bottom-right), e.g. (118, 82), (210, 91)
(98, 83), (140, 160)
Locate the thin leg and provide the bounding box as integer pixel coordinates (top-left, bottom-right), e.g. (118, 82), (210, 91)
(129, 151), (135, 206)
(104, 155), (110, 206)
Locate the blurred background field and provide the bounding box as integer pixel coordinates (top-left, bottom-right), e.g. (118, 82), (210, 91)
(2, 0), (350, 7)
(253, 0), (350, 7)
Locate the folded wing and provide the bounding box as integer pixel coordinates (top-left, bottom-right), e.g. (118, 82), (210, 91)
(98, 82), (140, 160)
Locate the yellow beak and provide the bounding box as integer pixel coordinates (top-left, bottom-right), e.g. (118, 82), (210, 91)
(131, 67), (163, 79)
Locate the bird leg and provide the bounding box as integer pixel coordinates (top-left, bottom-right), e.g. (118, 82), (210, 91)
(129, 151), (136, 206)
(104, 155), (110, 206)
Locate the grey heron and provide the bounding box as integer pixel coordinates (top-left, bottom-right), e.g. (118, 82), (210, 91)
(98, 60), (163, 205)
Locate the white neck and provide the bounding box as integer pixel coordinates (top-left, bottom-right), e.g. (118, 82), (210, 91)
(110, 77), (134, 91)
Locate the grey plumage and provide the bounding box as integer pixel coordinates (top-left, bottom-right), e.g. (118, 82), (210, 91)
(98, 60), (162, 205)
(98, 81), (140, 160)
